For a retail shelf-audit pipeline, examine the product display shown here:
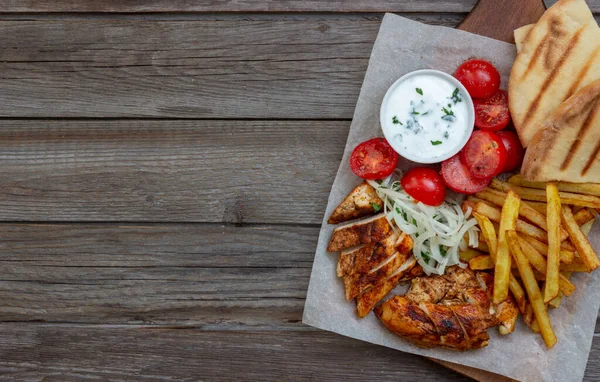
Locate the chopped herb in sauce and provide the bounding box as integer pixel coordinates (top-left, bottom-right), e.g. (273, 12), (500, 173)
(416, 88), (423, 95)
(451, 88), (462, 104)
(441, 106), (456, 122)
(411, 110), (420, 115)
(431, 140), (442, 146)
(371, 202), (382, 212)
(392, 116), (402, 125)
(444, 131), (449, 139)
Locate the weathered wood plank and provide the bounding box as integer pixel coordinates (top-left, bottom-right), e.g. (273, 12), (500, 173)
(0, 324), (471, 381)
(0, 1), (480, 13)
(2, 223), (600, 331)
(0, 120), (346, 223)
(0, 0), (597, 13)
(0, 20), (372, 119)
(0, 17), (458, 119)
(0, 224), (316, 325)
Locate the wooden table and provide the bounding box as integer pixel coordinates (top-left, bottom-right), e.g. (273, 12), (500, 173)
(0, 1), (599, 380)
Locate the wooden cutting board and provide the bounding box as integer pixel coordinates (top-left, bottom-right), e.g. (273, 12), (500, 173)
(428, 0), (546, 380)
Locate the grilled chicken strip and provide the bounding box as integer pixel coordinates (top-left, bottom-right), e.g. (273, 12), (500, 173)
(375, 266), (499, 350)
(328, 181), (383, 224)
(327, 214), (392, 252)
(339, 233), (414, 301)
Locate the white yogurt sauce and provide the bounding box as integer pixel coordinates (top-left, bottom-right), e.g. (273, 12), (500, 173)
(381, 71), (474, 163)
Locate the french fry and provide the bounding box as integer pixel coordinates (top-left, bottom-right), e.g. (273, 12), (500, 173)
(459, 248), (485, 263)
(572, 205), (585, 214)
(475, 188), (564, 236)
(490, 178), (600, 209)
(474, 237), (490, 253)
(561, 261), (589, 273)
(473, 202), (564, 243)
(561, 206), (600, 272)
(494, 191), (520, 304)
(516, 234), (575, 297)
(545, 183), (561, 303)
(506, 230), (557, 348)
(522, 303), (536, 330)
(548, 293), (563, 309)
(573, 208), (595, 226)
(474, 212), (497, 255)
(531, 320), (540, 333)
(469, 255), (494, 270)
(526, 201), (548, 216)
(508, 174), (600, 197)
(521, 235), (574, 264)
(474, 212), (526, 311)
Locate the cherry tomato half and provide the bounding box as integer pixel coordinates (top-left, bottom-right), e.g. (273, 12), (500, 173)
(474, 90), (511, 131)
(349, 137), (399, 180)
(454, 59), (500, 99)
(441, 154), (490, 194)
(496, 130), (524, 173)
(401, 167), (446, 206)
(461, 131), (507, 179)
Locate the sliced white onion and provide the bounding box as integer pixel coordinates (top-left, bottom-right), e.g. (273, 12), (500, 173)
(369, 179), (479, 276)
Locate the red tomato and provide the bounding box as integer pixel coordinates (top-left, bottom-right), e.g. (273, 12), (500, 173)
(441, 154), (491, 194)
(401, 167), (446, 206)
(496, 130), (524, 173)
(454, 59), (500, 99)
(461, 131), (507, 179)
(349, 138), (399, 180)
(474, 90), (511, 131)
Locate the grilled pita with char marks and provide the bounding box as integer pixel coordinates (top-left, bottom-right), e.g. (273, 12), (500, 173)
(522, 79), (600, 182)
(328, 181), (383, 224)
(327, 213), (392, 252)
(509, 0), (600, 147)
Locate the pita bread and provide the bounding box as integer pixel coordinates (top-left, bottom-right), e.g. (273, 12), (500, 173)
(509, 0), (600, 147)
(514, 24), (533, 52)
(521, 79), (600, 182)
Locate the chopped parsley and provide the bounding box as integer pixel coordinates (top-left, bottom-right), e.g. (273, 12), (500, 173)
(431, 140), (442, 146)
(440, 246), (448, 257)
(412, 217), (418, 226)
(421, 251), (431, 263)
(416, 88), (423, 96)
(451, 88), (462, 104)
(441, 106), (456, 122)
(370, 202), (382, 213)
(392, 116), (402, 125)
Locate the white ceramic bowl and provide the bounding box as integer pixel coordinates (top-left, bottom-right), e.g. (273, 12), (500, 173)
(380, 69), (475, 164)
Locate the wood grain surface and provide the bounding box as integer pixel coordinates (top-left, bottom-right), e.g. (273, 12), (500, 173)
(0, 0), (597, 13)
(1, 1), (599, 381)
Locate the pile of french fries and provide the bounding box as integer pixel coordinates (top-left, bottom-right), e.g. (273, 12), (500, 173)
(460, 175), (600, 348)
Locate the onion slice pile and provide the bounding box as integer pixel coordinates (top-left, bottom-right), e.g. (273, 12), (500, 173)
(367, 175), (479, 275)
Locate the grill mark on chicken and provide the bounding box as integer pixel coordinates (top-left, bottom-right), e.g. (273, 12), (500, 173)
(375, 267), (500, 350)
(520, 26), (584, 133)
(561, 96), (600, 170)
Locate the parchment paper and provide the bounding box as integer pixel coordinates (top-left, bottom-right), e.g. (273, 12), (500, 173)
(302, 13), (600, 382)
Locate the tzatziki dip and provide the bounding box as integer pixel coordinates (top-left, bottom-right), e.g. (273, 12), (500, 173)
(380, 69), (474, 163)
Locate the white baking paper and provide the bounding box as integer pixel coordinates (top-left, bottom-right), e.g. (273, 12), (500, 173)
(303, 13), (600, 382)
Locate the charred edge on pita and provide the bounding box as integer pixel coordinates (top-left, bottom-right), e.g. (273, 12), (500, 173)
(560, 96), (600, 171)
(580, 101), (600, 176)
(520, 26), (584, 132)
(564, 46), (600, 101)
